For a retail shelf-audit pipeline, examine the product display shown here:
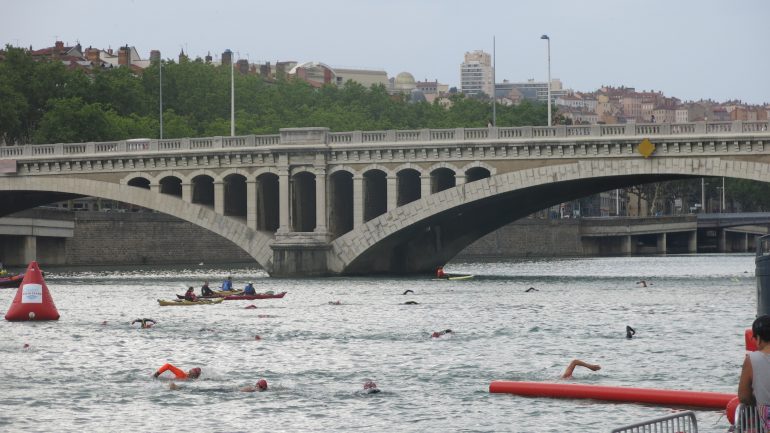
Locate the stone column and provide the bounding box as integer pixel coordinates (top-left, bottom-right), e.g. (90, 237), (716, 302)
(278, 168), (290, 233)
(246, 180), (257, 230)
(386, 175), (397, 211)
(23, 236), (37, 264)
(621, 235), (633, 254)
(718, 230), (727, 252)
(421, 175), (432, 198)
(656, 233), (667, 254)
(743, 233), (749, 252)
(353, 175), (364, 228)
(214, 181), (225, 215)
(181, 183), (192, 203)
(456, 175), (467, 185)
(688, 231), (697, 253)
(315, 168), (328, 233)
(150, 183), (160, 194)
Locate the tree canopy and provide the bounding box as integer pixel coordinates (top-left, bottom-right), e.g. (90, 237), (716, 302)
(0, 45), (548, 145)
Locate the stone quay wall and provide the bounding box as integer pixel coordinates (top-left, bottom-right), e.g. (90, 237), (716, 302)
(64, 212), (253, 265)
(62, 213), (579, 266)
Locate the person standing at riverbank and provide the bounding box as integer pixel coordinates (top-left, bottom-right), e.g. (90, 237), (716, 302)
(739, 315), (770, 427)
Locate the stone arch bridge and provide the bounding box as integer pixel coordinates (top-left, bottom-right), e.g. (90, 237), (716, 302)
(1, 121), (769, 276)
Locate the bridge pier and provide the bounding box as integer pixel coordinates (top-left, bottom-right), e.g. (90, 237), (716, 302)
(688, 231), (697, 253)
(246, 180), (257, 230)
(719, 230), (728, 252)
(270, 233), (331, 277)
(656, 233), (667, 254)
(22, 235), (36, 264)
(622, 235), (633, 254)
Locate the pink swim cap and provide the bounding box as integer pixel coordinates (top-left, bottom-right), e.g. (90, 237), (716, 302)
(257, 379), (268, 390)
(189, 367), (202, 378)
(363, 380), (377, 390)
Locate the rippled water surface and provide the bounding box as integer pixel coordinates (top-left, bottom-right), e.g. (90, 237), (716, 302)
(0, 255), (757, 432)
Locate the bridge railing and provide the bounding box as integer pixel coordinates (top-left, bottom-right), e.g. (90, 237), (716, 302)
(1, 121), (768, 159)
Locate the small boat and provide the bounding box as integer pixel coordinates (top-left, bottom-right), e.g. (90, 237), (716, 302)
(433, 274), (474, 281)
(158, 298), (224, 306)
(223, 291), (287, 300)
(0, 273), (24, 288)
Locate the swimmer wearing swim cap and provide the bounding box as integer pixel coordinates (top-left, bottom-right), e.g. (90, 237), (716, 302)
(153, 363), (201, 380)
(241, 379), (269, 392)
(363, 380), (380, 394)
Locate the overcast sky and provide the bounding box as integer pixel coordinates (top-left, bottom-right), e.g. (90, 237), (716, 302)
(4, 0), (769, 104)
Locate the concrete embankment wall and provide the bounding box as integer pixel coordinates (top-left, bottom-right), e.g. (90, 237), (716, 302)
(64, 212), (253, 266)
(456, 219), (584, 258)
(62, 213), (578, 265)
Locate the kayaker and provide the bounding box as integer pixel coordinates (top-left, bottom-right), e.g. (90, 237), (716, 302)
(131, 318), (156, 328)
(561, 359), (601, 379)
(153, 363), (202, 380)
(243, 282), (256, 296)
(436, 266), (445, 278)
(201, 281), (214, 296)
(240, 379), (268, 392)
(184, 287), (197, 301)
(221, 276), (234, 291)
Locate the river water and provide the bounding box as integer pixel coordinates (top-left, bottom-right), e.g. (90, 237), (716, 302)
(0, 254), (757, 432)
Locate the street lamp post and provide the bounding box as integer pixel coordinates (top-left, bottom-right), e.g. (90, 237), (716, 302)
(230, 53), (235, 137)
(159, 60), (163, 139)
(540, 34), (551, 126)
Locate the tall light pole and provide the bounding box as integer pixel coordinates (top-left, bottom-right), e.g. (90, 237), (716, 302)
(230, 52), (235, 137)
(540, 34), (551, 126)
(159, 59), (163, 139)
(492, 35), (496, 127)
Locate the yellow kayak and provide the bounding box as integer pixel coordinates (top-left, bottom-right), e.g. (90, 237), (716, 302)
(158, 298), (224, 306)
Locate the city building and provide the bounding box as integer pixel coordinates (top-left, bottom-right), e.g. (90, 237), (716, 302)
(460, 50), (493, 97)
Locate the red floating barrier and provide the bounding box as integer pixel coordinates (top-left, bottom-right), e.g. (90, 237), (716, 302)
(746, 328), (758, 352)
(489, 381), (735, 409)
(4, 261), (60, 321)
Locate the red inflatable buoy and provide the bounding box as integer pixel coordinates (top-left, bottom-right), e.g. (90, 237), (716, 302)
(726, 396), (740, 425)
(489, 381), (735, 409)
(746, 328), (758, 352)
(4, 261), (59, 321)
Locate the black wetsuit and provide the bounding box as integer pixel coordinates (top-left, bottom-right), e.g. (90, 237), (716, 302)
(201, 284), (214, 296)
(132, 318), (156, 328)
(626, 326), (636, 339)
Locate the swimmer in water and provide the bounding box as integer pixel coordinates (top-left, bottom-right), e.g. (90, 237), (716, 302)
(244, 304), (258, 309)
(131, 318), (157, 328)
(240, 379), (269, 392)
(403, 289), (414, 295)
(404, 301), (419, 305)
(561, 359), (601, 379)
(328, 300), (342, 305)
(525, 287), (538, 292)
(636, 280), (648, 288)
(153, 363), (202, 380)
(363, 380), (380, 394)
(626, 325), (636, 339)
(431, 329), (453, 338)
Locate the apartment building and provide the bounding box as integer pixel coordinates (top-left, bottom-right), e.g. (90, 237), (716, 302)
(460, 50), (493, 97)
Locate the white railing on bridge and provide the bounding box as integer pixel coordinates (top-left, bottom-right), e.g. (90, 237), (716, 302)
(1, 121), (768, 160)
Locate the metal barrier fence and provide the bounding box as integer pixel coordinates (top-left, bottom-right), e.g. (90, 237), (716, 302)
(734, 404), (768, 433)
(611, 411), (698, 433)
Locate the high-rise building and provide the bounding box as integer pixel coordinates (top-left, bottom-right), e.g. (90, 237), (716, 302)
(460, 50), (493, 97)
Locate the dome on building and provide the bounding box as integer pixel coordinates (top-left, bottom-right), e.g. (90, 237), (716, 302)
(394, 72), (416, 92)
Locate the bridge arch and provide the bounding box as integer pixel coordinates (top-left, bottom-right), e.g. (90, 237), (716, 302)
(223, 172), (247, 218)
(217, 168), (252, 182)
(0, 175), (274, 268)
(329, 157), (770, 275)
(158, 175), (183, 197)
(121, 172), (153, 187)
